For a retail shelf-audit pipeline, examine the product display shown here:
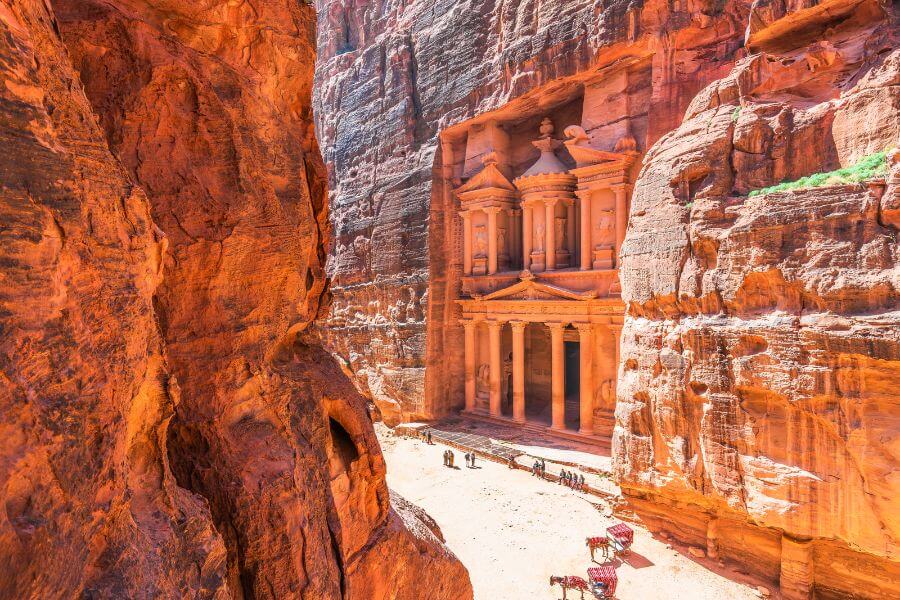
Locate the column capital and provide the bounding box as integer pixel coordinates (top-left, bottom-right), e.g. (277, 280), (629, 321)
(611, 183), (633, 194)
(486, 319), (505, 330)
(483, 205), (503, 215)
(575, 189), (592, 200)
(460, 209), (473, 219)
(546, 322), (568, 333)
(574, 322), (594, 334)
(509, 320), (528, 331)
(460, 318), (477, 329)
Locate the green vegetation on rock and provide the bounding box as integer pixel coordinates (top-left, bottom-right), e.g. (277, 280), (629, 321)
(747, 149), (892, 197)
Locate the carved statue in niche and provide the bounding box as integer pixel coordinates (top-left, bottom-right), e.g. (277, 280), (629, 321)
(596, 211), (614, 235)
(477, 363), (490, 386)
(497, 227), (507, 255)
(555, 217), (566, 250)
(535, 221), (545, 251)
(474, 225), (488, 257)
(597, 379), (615, 404)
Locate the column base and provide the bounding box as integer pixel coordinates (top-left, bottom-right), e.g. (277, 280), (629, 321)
(578, 427), (594, 436)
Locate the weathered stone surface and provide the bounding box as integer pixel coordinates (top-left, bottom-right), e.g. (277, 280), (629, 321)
(314, 0), (752, 423)
(0, 2), (227, 596)
(615, 2), (900, 597)
(1, 0), (471, 597)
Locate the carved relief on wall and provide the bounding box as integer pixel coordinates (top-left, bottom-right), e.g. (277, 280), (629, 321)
(555, 217), (566, 250)
(474, 225), (488, 257)
(598, 378), (614, 405)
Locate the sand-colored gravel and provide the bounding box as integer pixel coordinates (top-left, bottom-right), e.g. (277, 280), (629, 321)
(379, 427), (767, 600)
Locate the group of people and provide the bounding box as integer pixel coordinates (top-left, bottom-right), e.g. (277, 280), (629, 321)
(559, 469), (586, 490)
(442, 448), (478, 468)
(531, 459), (586, 490)
(442, 449), (455, 467)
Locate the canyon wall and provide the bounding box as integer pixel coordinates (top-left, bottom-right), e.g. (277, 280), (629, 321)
(314, 0), (752, 423)
(614, 1), (900, 598)
(0, 0), (470, 598)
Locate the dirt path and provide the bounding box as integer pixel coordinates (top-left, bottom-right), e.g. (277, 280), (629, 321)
(379, 427), (763, 600)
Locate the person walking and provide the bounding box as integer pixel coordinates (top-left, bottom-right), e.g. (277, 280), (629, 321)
(540, 459), (546, 479)
(580, 474), (586, 490)
(449, 450), (455, 468)
(470, 453), (476, 468)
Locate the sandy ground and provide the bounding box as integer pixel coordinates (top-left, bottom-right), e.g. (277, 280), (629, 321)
(378, 427), (762, 600)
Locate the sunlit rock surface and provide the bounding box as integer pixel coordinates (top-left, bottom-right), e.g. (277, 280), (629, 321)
(616, 2), (900, 597)
(0, 0), (471, 598)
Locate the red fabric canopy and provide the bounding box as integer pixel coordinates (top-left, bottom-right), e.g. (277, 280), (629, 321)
(587, 566), (618, 596)
(606, 522), (634, 545)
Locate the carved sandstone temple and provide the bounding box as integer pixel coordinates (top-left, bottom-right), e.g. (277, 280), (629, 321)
(450, 115), (638, 443)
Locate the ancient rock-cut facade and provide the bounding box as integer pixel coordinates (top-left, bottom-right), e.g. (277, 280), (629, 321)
(449, 117), (638, 443)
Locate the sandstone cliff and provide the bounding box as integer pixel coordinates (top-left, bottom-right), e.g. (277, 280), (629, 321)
(615, 1), (900, 597)
(0, 0), (471, 598)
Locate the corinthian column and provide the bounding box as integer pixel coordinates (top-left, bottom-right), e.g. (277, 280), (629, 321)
(488, 321), (503, 417)
(511, 321), (527, 423)
(578, 190), (591, 270)
(462, 319), (477, 412)
(548, 322), (566, 430)
(566, 201), (576, 259)
(522, 203), (533, 270)
(462, 210), (473, 275)
(614, 185), (628, 268)
(576, 323), (594, 435)
(487, 207), (499, 275)
(545, 200), (557, 271)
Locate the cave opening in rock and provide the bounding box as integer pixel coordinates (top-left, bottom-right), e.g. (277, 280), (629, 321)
(329, 417), (360, 473)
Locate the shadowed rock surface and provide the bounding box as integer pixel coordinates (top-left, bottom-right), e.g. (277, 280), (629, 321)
(0, 0), (471, 598)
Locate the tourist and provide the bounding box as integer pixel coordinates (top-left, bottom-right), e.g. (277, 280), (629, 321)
(464, 452), (471, 467)
(470, 453), (476, 468)
(426, 431), (433, 445)
(540, 459), (546, 478)
(449, 450), (455, 468)
(580, 474), (586, 490)
(443, 450), (448, 467)
(559, 469), (566, 484)
(508, 456), (516, 469)
(532, 461), (539, 476)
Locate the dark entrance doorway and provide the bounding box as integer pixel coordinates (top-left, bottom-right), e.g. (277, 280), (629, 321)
(564, 340), (580, 430)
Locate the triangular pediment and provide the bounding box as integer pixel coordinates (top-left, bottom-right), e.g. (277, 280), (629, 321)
(474, 273), (596, 301)
(455, 161), (515, 195)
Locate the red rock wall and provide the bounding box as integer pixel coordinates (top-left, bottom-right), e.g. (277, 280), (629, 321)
(0, 0), (471, 598)
(615, 1), (900, 597)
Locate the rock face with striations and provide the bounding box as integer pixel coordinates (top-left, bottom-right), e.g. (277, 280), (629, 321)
(0, 0), (471, 598)
(615, 1), (900, 598)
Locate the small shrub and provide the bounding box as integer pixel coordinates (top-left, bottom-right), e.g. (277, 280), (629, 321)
(747, 149), (892, 197)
